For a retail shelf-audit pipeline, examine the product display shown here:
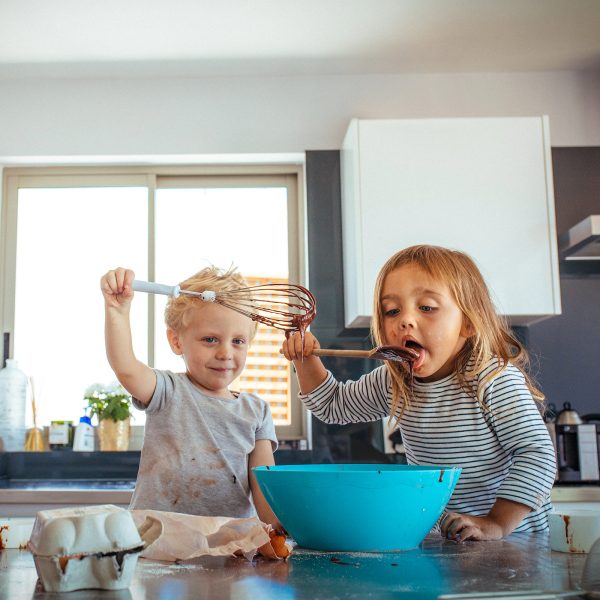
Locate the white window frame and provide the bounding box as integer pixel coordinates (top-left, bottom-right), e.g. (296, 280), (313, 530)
(0, 164), (309, 441)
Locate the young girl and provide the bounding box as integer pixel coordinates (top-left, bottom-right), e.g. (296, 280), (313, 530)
(282, 245), (556, 542)
(101, 266), (280, 529)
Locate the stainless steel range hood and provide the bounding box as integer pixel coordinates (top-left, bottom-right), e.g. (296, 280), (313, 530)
(559, 215), (600, 261)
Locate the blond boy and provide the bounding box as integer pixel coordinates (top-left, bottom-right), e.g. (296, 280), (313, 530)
(101, 266), (279, 527)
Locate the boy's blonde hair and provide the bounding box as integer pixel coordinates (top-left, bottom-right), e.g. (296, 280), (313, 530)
(164, 266), (258, 339)
(371, 245), (543, 420)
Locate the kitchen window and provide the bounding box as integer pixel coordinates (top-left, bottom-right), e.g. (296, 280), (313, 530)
(0, 165), (307, 441)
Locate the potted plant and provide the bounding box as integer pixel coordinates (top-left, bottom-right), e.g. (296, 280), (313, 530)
(84, 382), (133, 451)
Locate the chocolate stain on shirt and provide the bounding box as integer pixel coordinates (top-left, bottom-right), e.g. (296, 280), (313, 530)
(207, 460), (226, 470)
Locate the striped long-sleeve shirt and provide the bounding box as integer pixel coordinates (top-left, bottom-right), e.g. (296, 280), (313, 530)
(301, 358), (556, 532)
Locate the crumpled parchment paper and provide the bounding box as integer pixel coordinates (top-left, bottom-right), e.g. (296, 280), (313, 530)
(130, 509), (273, 562)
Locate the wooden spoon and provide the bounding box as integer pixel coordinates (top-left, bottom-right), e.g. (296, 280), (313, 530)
(313, 345), (419, 364)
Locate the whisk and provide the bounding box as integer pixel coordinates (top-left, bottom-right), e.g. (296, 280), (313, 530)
(132, 279), (317, 333)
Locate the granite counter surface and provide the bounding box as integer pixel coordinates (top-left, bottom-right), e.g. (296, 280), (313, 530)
(0, 533), (590, 600)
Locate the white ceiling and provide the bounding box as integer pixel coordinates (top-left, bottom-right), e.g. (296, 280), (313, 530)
(1, 0), (600, 78)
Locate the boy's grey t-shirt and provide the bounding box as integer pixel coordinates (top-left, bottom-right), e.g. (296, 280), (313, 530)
(129, 370), (278, 518)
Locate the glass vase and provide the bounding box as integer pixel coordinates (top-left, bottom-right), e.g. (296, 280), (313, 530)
(98, 417), (130, 451)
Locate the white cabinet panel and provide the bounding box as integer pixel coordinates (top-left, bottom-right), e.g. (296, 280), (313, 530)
(341, 117), (561, 328)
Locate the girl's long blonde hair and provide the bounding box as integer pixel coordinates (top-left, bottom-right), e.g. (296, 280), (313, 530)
(371, 245), (543, 420)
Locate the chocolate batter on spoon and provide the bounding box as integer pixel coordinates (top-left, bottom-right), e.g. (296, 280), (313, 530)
(313, 345), (419, 364)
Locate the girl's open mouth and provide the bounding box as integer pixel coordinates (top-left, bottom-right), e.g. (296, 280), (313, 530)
(402, 340), (426, 370)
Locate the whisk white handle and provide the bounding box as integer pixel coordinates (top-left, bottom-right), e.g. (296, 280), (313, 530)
(133, 280), (181, 297)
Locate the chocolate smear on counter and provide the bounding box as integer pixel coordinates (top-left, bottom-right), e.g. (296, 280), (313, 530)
(330, 557), (360, 567)
(563, 515), (571, 544)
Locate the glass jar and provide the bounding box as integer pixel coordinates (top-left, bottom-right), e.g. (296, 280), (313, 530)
(49, 420), (74, 450)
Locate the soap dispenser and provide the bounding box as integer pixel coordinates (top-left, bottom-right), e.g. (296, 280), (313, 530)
(73, 415), (95, 452)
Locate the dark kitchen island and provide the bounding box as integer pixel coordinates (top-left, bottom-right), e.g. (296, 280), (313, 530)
(0, 532), (590, 599)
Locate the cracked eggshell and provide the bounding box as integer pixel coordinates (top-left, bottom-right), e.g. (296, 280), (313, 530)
(31, 551), (141, 593)
(29, 504), (142, 556)
(0, 517), (35, 549)
(28, 504), (144, 592)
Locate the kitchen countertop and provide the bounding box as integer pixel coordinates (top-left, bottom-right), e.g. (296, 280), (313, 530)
(2, 481), (599, 508)
(550, 485), (600, 502)
(0, 480), (135, 505)
(0, 480), (135, 515)
(0, 533), (590, 599)
(2, 452), (599, 508)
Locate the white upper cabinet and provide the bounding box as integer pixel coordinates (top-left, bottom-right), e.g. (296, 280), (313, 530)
(340, 117), (561, 328)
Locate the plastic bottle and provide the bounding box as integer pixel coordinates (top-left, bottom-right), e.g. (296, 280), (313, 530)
(0, 359), (28, 451)
(72, 415), (95, 452)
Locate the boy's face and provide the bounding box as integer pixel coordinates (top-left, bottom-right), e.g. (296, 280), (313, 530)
(380, 263), (471, 382)
(167, 302), (255, 398)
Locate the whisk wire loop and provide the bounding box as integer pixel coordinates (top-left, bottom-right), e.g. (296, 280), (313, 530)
(211, 283), (316, 332)
(133, 279), (316, 333)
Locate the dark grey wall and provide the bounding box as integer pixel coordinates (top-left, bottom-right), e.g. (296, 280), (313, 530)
(527, 148), (600, 417)
(305, 147), (600, 432)
(305, 151), (393, 462)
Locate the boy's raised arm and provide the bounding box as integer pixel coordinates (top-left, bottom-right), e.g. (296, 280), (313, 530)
(101, 268), (156, 405)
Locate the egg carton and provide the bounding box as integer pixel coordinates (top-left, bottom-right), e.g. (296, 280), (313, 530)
(28, 504), (161, 592)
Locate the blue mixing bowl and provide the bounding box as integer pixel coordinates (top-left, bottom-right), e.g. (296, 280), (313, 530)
(253, 464), (461, 552)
